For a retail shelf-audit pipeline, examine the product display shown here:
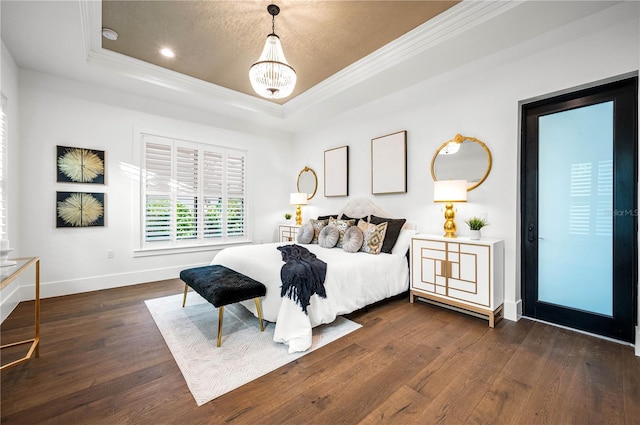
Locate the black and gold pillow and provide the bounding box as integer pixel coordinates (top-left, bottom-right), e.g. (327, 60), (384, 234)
(369, 215), (406, 254)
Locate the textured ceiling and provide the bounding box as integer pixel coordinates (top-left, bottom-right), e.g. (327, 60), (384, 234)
(101, 1), (460, 104)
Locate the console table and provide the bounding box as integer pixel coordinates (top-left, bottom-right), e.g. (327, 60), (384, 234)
(410, 235), (504, 327)
(1, 257), (40, 370)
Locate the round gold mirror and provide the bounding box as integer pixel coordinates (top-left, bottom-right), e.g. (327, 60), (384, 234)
(431, 134), (492, 191)
(297, 166), (318, 200)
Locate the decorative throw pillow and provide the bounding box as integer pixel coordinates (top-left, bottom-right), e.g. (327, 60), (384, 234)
(358, 221), (388, 255)
(309, 219), (328, 243)
(342, 225), (364, 253)
(296, 223), (315, 244)
(329, 218), (355, 248)
(340, 214), (366, 225)
(318, 224), (340, 248)
(369, 215), (407, 254)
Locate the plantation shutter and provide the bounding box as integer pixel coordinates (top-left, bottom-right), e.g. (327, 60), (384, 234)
(0, 97), (7, 239)
(226, 150), (245, 237)
(203, 150), (223, 238)
(144, 138), (172, 241)
(175, 147), (198, 240)
(141, 133), (247, 247)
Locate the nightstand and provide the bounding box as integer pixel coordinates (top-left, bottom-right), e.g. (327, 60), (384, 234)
(410, 234), (504, 327)
(278, 224), (300, 242)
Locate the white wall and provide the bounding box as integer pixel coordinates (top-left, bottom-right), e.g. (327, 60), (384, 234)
(16, 70), (294, 300)
(292, 2), (640, 324)
(0, 41), (22, 321)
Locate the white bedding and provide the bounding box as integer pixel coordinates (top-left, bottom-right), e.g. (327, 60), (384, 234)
(211, 242), (409, 353)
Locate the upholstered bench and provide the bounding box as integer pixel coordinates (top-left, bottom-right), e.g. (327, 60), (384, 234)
(179, 265), (266, 347)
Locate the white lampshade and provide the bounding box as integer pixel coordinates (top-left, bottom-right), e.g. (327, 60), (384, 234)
(434, 180), (468, 202)
(290, 192), (308, 205)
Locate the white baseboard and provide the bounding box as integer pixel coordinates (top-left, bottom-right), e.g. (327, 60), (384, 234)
(635, 326), (639, 357)
(0, 280), (21, 323)
(503, 299), (522, 322)
(17, 263), (209, 301)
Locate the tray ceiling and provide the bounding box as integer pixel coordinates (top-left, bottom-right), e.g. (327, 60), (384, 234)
(101, 1), (460, 104)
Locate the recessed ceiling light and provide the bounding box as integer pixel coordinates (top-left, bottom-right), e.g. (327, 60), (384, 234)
(102, 28), (118, 41)
(160, 48), (175, 58)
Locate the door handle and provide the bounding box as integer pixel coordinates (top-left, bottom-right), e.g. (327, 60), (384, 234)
(527, 224), (545, 242)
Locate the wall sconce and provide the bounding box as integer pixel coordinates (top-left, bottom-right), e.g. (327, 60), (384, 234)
(290, 192), (308, 226)
(434, 180), (467, 238)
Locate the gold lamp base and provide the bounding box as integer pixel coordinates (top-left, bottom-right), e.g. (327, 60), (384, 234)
(442, 201), (457, 238)
(295, 205), (303, 226)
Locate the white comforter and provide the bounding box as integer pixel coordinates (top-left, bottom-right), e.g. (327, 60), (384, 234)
(211, 242), (409, 353)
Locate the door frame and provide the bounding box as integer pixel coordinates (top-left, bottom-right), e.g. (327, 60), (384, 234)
(520, 74), (638, 343)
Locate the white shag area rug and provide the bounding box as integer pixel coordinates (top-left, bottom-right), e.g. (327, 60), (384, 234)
(145, 293), (362, 406)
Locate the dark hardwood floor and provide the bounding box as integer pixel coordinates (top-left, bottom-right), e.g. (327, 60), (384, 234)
(1, 279), (639, 424)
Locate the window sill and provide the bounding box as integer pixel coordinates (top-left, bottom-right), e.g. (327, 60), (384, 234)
(133, 240), (253, 258)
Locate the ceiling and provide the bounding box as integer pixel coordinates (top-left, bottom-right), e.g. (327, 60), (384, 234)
(101, 1), (460, 104)
(1, 1), (623, 132)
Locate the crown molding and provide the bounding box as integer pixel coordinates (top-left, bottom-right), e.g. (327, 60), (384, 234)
(283, 0), (520, 116)
(79, 0), (283, 119)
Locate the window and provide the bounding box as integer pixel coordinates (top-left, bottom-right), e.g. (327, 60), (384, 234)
(0, 96), (7, 239)
(141, 133), (247, 249)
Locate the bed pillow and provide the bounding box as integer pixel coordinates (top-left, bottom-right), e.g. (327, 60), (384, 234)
(329, 218), (355, 248)
(296, 223), (315, 244)
(369, 215), (406, 254)
(340, 214), (366, 225)
(318, 224), (340, 248)
(317, 215), (338, 220)
(309, 219), (328, 243)
(391, 229), (417, 256)
(342, 225), (364, 253)
(358, 221), (388, 255)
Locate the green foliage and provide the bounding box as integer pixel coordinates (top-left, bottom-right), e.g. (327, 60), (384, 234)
(176, 200), (196, 239)
(465, 216), (489, 230)
(284, 213), (292, 220)
(145, 197), (244, 241)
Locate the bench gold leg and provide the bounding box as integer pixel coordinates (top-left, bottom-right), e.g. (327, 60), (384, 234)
(217, 306), (224, 347)
(182, 284), (189, 307)
(254, 298), (265, 332)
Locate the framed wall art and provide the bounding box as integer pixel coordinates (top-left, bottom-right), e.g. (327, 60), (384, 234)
(371, 130), (407, 195)
(57, 145), (105, 184)
(56, 192), (105, 227)
(324, 146), (349, 197)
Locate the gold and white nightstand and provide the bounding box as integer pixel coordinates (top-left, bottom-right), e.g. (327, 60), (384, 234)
(278, 224), (301, 242)
(410, 234), (504, 327)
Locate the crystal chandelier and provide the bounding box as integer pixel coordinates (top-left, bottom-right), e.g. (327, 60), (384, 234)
(249, 4), (297, 99)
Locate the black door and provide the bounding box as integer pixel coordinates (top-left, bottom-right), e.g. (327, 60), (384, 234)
(521, 76), (637, 342)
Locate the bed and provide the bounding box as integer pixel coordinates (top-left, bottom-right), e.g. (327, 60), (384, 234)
(211, 197), (416, 353)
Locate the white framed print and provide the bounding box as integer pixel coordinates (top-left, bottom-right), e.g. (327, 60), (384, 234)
(324, 146), (349, 197)
(371, 130), (407, 195)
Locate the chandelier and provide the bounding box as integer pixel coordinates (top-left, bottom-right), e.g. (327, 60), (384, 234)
(249, 4), (297, 99)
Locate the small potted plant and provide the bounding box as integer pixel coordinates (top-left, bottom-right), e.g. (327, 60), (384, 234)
(284, 212), (292, 223)
(464, 216), (489, 240)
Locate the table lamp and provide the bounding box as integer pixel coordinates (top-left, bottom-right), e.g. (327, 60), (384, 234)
(289, 192), (308, 226)
(433, 180), (467, 238)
